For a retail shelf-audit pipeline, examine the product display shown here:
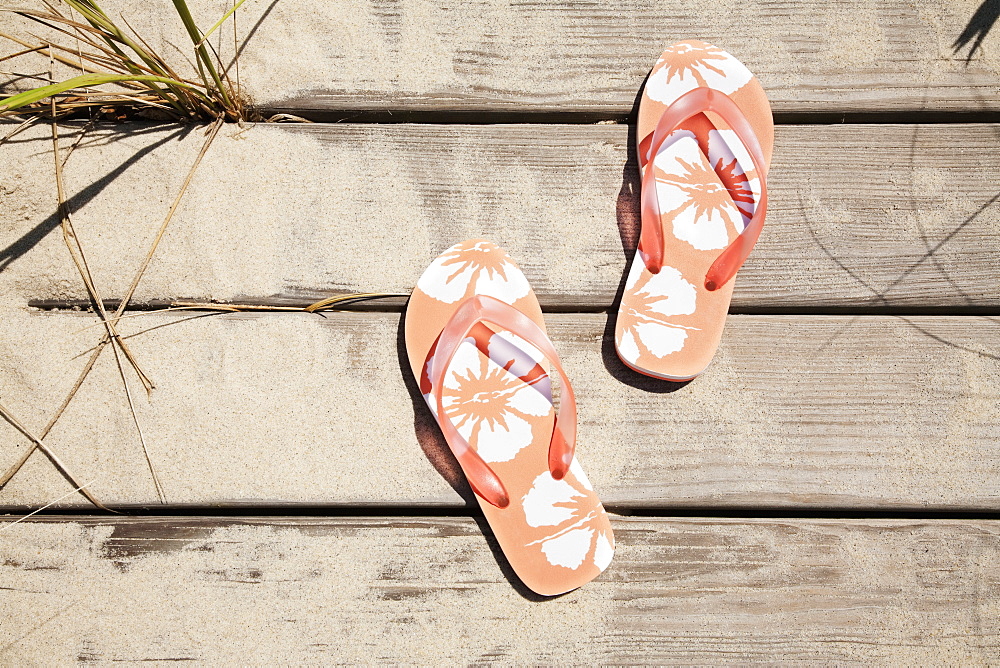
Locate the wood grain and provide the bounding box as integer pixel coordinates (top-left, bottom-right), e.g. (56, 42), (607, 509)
(3, 4), (997, 661)
(3, 122), (999, 310)
(2, 516), (998, 662)
(2, 1), (999, 116)
(249, 0), (1000, 117)
(1, 311), (997, 510)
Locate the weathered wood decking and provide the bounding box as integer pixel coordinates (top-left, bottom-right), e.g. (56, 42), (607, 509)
(229, 0), (1000, 116)
(3, 123), (1000, 312)
(1, 311), (998, 509)
(2, 0), (1000, 662)
(5, 517), (999, 663)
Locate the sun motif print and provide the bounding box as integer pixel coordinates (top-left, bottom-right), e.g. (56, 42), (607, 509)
(651, 132), (748, 251)
(645, 40), (753, 103)
(427, 331), (554, 464)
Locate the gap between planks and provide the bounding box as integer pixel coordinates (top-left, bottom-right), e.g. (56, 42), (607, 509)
(251, 109), (1000, 126)
(5, 506), (1000, 521)
(24, 300), (1000, 316)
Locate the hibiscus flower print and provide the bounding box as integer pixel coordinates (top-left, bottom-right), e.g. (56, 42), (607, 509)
(651, 134), (745, 251)
(425, 331), (554, 464)
(645, 40), (753, 103)
(521, 460), (614, 571)
(616, 261), (699, 364)
(416, 239), (530, 305)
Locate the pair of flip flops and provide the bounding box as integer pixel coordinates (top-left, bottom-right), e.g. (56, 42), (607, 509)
(404, 41), (773, 596)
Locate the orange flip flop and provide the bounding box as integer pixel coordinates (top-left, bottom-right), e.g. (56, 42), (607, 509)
(615, 40), (774, 380)
(405, 239), (614, 596)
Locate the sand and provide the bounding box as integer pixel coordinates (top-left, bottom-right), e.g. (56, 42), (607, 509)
(0, 121), (429, 307)
(0, 121), (633, 309)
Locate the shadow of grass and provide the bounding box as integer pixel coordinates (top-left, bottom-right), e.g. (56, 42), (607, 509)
(0, 124), (190, 275)
(954, 0), (1000, 62)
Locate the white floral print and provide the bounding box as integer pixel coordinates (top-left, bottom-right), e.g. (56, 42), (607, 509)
(523, 474), (584, 528)
(522, 468), (615, 571)
(617, 261), (699, 364)
(416, 240), (531, 304)
(593, 532), (614, 571)
(652, 135), (745, 251)
(425, 332), (553, 464)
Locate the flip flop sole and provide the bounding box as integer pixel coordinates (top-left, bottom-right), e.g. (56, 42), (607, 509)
(616, 40), (774, 380)
(405, 239), (614, 596)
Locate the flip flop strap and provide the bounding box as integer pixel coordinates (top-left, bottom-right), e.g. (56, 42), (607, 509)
(640, 87), (769, 291)
(429, 295), (577, 509)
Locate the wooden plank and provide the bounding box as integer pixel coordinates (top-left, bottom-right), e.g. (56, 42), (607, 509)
(2, 516), (998, 662)
(3, 122), (999, 310)
(3, 1), (998, 115)
(1, 311), (997, 510)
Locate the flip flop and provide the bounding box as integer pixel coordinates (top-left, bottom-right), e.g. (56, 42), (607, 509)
(615, 40), (774, 380)
(405, 239), (614, 596)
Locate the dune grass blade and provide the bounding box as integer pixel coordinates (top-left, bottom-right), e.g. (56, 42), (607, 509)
(6, 108), (224, 505)
(0, 31), (131, 80)
(0, 29), (87, 69)
(108, 336), (165, 502)
(170, 0), (231, 108)
(304, 293), (410, 312)
(54, 119), (224, 504)
(49, 114), (164, 501)
(197, 0), (247, 48)
(3, 0), (250, 121)
(71, 292), (413, 328)
(0, 339), (103, 489)
(116, 120), (223, 320)
(0, 72), (194, 111)
(0, 44), (48, 62)
(61, 0), (168, 77)
(48, 112), (155, 390)
(57, 203), (155, 392)
(21, 4), (196, 112)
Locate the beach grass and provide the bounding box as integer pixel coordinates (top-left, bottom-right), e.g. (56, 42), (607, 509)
(0, 0), (251, 122)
